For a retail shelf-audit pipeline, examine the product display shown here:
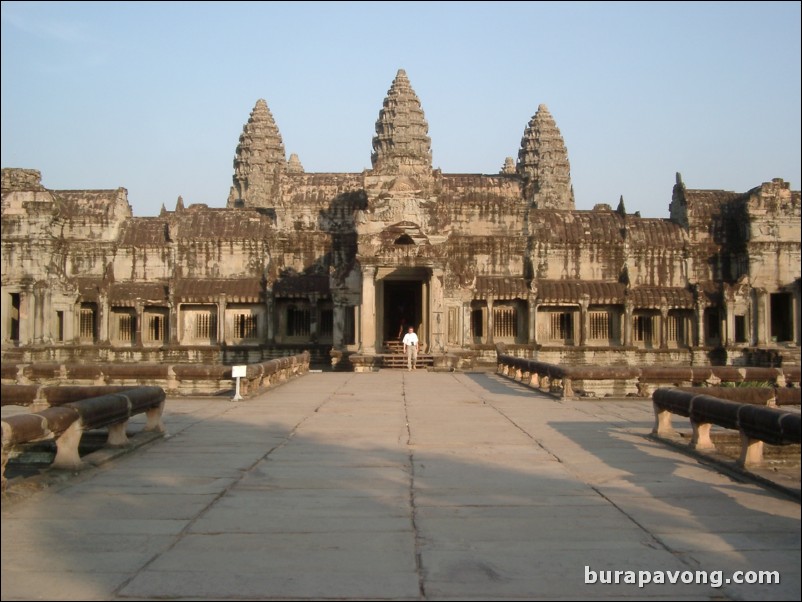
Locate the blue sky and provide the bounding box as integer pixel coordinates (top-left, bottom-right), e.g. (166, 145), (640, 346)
(2, 1), (800, 217)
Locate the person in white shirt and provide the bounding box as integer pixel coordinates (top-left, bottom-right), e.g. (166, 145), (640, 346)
(401, 326), (419, 371)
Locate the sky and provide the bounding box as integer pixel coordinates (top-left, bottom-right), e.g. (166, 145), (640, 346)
(1, 1), (800, 218)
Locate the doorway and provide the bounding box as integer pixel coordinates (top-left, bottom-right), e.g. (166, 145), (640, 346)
(383, 280), (422, 343)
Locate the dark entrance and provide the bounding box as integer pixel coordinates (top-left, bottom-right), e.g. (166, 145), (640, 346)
(770, 292), (793, 343)
(384, 280), (422, 342)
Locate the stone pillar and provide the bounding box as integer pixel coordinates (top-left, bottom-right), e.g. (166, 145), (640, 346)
(463, 302), (472, 346)
(32, 284), (45, 344)
(98, 292), (109, 344)
(694, 299), (705, 347)
(217, 294), (227, 344)
(19, 290), (34, 345)
(660, 304), (669, 349)
(265, 296), (275, 343)
(623, 301), (633, 347)
(724, 295), (734, 346)
(528, 299), (537, 345)
(430, 268), (445, 353)
(0, 291), (8, 343)
(169, 301), (180, 344)
(333, 301), (346, 349)
(309, 293), (320, 343)
(793, 280), (801, 346)
(360, 266), (377, 354)
(579, 294), (589, 347)
(134, 300), (144, 347)
(486, 297), (495, 345)
(754, 288), (768, 346)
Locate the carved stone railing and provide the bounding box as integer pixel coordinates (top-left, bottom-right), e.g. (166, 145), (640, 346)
(0, 352), (311, 397)
(495, 353), (800, 400)
(652, 388), (801, 467)
(2, 386), (166, 489)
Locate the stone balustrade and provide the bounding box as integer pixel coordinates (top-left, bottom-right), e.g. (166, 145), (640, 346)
(2, 385), (166, 489)
(0, 352), (311, 397)
(652, 388), (801, 467)
(495, 353), (800, 399)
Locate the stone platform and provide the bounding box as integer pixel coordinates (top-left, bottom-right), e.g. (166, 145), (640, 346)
(2, 372), (800, 600)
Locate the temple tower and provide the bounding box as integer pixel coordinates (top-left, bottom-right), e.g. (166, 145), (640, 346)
(227, 98), (286, 208)
(517, 104), (575, 210)
(371, 69), (432, 177)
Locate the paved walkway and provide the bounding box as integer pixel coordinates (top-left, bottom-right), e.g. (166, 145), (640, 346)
(2, 372), (800, 600)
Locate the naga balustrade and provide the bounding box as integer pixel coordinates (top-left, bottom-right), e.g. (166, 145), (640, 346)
(2, 385), (166, 489)
(1, 352), (311, 397)
(496, 353), (800, 400)
(652, 388), (801, 468)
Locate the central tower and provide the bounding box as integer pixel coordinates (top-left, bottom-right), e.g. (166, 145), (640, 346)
(370, 69), (432, 177)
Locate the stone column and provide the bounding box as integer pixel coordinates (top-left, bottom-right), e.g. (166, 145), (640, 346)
(430, 268), (445, 353)
(333, 301), (346, 349)
(265, 296), (275, 343)
(169, 300), (180, 345)
(660, 304), (669, 349)
(19, 289), (34, 344)
(0, 291), (9, 343)
(309, 293), (320, 343)
(724, 296), (734, 346)
(98, 292), (109, 344)
(754, 288), (768, 346)
(794, 280), (802, 346)
(486, 297), (495, 345)
(623, 301), (633, 347)
(528, 299), (537, 345)
(32, 285), (45, 344)
(579, 294), (589, 347)
(217, 294), (227, 344)
(360, 266), (377, 354)
(43, 288), (53, 342)
(135, 299), (144, 347)
(463, 302), (472, 346)
(694, 299), (705, 347)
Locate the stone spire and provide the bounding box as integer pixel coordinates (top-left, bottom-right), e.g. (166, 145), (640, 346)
(287, 153), (304, 174)
(517, 104), (575, 210)
(371, 69), (432, 177)
(500, 157), (516, 175)
(227, 99), (286, 208)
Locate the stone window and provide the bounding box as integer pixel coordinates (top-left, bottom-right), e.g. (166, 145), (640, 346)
(549, 311), (574, 343)
(287, 306), (311, 337)
(182, 306), (217, 343)
(633, 314), (656, 346)
(195, 312), (216, 340)
(320, 309), (333, 338)
(493, 305), (517, 339)
(146, 313), (166, 343)
(667, 311), (691, 347)
(112, 311), (136, 344)
(55, 310), (64, 342)
(588, 311), (612, 341)
(9, 293), (20, 342)
(734, 315), (747, 343)
(79, 303), (97, 342)
(394, 234), (414, 245)
(232, 313), (258, 339)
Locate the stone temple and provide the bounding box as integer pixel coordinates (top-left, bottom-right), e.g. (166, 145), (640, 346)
(1, 69), (800, 371)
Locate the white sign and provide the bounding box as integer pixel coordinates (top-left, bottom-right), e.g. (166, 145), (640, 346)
(232, 365), (247, 378)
